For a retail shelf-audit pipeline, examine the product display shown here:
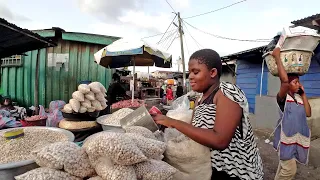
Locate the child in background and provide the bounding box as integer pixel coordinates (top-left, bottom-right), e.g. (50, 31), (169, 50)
(166, 85), (174, 105)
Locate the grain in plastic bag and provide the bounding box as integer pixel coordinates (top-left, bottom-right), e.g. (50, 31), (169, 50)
(164, 128), (212, 180)
(95, 92), (106, 102)
(81, 99), (92, 108)
(94, 157), (137, 180)
(78, 84), (91, 94)
(125, 133), (166, 160)
(15, 167), (81, 180)
(85, 91), (96, 101)
(124, 126), (157, 140)
(134, 159), (177, 180)
(83, 132), (147, 166)
(89, 82), (102, 93)
(32, 142), (95, 178)
(88, 176), (104, 180)
(72, 91), (85, 102)
(63, 104), (73, 113)
(69, 99), (80, 113)
(91, 100), (103, 111)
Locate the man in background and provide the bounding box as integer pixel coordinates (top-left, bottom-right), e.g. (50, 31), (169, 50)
(176, 82), (183, 98)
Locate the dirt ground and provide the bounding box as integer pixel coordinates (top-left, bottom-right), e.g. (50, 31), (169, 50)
(255, 130), (320, 180)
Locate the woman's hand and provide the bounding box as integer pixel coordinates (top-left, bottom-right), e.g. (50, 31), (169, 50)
(151, 114), (176, 128)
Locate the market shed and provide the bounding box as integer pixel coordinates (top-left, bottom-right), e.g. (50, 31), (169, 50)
(291, 13), (320, 30)
(222, 45), (268, 113)
(1, 27), (120, 107)
(0, 18), (55, 58)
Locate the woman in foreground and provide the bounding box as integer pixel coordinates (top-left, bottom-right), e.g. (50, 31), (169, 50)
(271, 48), (311, 180)
(153, 49), (263, 180)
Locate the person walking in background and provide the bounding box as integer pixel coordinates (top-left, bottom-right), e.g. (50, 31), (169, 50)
(152, 49), (263, 180)
(176, 82), (184, 98)
(166, 85), (174, 105)
(271, 48), (312, 180)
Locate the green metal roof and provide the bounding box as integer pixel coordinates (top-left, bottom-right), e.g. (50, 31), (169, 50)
(32, 29), (56, 38)
(32, 28), (120, 45)
(62, 32), (120, 45)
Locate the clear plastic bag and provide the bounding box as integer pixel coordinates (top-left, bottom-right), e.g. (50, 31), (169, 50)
(167, 95), (193, 124)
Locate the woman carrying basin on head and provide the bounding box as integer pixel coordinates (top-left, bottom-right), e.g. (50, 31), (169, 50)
(152, 49), (263, 180)
(271, 48), (312, 180)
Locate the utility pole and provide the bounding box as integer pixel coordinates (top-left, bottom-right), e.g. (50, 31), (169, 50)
(177, 12), (186, 88)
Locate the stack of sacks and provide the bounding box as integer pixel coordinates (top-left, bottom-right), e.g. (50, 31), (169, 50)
(82, 126), (177, 180)
(63, 82), (107, 114)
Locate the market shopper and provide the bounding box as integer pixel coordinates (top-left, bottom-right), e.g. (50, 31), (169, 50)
(271, 48), (311, 180)
(152, 49), (263, 180)
(105, 73), (129, 114)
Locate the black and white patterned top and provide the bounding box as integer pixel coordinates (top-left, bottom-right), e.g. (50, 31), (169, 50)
(192, 81), (263, 180)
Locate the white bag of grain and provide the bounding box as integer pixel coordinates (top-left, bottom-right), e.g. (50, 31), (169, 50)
(63, 104), (73, 113)
(85, 92), (96, 101)
(15, 167), (81, 180)
(31, 142), (95, 178)
(91, 100), (103, 111)
(164, 128), (212, 180)
(72, 91), (85, 102)
(125, 133), (166, 160)
(81, 99), (92, 108)
(78, 84), (91, 94)
(79, 106), (87, 113)
(134, 159), (177, 180)
(83, 132), (147, 166)
(95, 92), (106, 102)
(69, 99), (80, 113)
(89, 82), (102, 93)
(94, 157), (137, 180)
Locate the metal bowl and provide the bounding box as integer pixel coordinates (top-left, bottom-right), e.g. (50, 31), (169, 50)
(96, 115), (125, 133)
(0, 127), (75, 180)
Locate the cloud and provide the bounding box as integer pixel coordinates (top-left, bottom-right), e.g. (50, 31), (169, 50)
(0, 3), (30, 21)
(261, 8), (291, 19)
(171, 0), (190, 9)
(76, 0), (147, 22)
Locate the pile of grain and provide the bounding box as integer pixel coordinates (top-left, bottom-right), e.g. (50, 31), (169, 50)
(100, 108), (134, 126)
(0, 128), (69, 164)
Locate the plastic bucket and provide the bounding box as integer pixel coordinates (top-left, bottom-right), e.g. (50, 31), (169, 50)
(80, 80), (91, 85)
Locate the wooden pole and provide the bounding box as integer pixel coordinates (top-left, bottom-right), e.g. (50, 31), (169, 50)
(177, 12), (186, 88)
(35, 49), (40, 114)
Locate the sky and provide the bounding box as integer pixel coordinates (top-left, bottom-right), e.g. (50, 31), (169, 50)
(0, 0), (319, 72)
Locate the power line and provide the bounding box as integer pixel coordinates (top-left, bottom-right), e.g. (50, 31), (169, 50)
(183, 0), (248, 19)
(157, 14), (177, 44)
(141, 29), (175, 39)
(183, 34), (191, 57)
(183, 20), (271, 42)
(182, 20), (203, 49)
(165, 0), (177, 13)
(163, 30), (178, 50)
(159, 29), (177, 48)
(166, 31), (179, 50)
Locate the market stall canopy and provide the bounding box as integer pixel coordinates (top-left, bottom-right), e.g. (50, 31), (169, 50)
(0, 18), (56, 58)
(94, 38), (172, 68)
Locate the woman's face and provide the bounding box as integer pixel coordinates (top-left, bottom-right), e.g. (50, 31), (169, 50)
(289, 78), (300, 93)
(188, 59), (217, 93)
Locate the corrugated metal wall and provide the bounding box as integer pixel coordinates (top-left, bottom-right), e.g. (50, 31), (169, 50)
(236, 60), (268, 113)
(1, 40), (113, 107)
(300, 47), (320, 97)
